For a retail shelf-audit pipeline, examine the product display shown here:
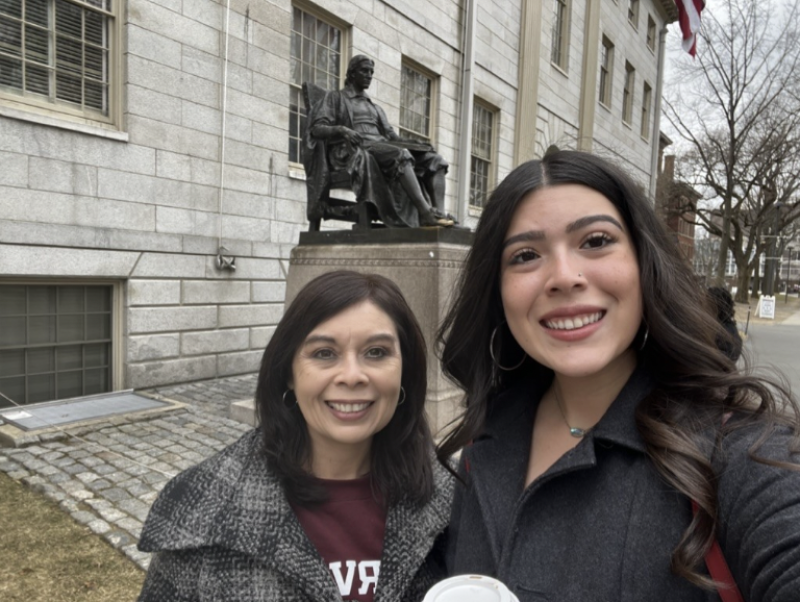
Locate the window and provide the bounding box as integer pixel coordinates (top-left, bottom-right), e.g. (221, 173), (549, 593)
(622, 61), (634, 124)
(0, 284), (113, 406)
(551, 0), (570, 70)
(470, 100), (496, 208)
(628, 0), (639, 29)
(640, 81), (652, 139)
(289, 7), (343, 164)
(599, 36), (614, 107)
(646, 15), (656, 51)
(0, 0), (121, 125)
(399, 62), (433, 143)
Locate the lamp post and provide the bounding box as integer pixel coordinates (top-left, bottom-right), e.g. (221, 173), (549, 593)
(787, 246), (795, 303)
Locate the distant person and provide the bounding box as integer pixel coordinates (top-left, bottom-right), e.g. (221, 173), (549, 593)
(138, 271), (451, 602)
(708, 286), (743, 362)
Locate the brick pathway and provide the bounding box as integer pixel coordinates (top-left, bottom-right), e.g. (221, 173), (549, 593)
(0, 374), (258, 570)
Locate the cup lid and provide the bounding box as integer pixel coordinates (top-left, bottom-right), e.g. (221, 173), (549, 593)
(422, 575), (520, 602)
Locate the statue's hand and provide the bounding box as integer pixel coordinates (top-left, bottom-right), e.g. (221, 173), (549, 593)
(338, 126), (362, 147)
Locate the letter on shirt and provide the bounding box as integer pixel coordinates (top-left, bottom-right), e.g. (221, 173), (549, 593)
(330, 560), (357, 595)
(358, 561), (380, 595)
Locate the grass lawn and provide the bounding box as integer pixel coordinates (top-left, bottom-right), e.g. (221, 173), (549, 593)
(0, 471), (145, 602)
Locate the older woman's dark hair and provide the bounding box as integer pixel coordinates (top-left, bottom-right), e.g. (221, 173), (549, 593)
(256, 270), (432, 507)
(437, 150), (800, 588)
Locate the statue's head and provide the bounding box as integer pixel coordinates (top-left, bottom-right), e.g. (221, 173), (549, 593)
(346, 55), (375, 88)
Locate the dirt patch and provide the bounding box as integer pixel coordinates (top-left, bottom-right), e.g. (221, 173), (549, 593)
(0, 472), (145, 602)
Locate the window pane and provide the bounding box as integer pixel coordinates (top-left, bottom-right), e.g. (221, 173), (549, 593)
(0, 53), (22, 87)
(0, 317), (26, 345)
(27, 347), (54, 374)
(0, 0), (23, 19)
(26, 0), (48, 26)
(28, 315), (56, 344)
(58, 314), (85, 342)
(57, 345), (82, 370)
(58, 370), (82, 399)
(0, 376), (25, 407)
(28, 373), (55, 403)
(86, 287), (110, 311)
(59, 287), (84, 313)
(28, 287), (56, 315)
(84, 343), (108, 367)
(84, 368), (108, 395)
(0, 16), (22, 57)
(0, 285), (26, 315)
(0, 348), (24, 376)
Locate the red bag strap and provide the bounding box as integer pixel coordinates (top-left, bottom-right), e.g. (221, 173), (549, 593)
(691, 500), (744, 602)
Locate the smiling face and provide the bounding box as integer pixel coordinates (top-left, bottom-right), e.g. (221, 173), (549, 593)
(290, 300), (402, 470)
(500, 184), (642, 381)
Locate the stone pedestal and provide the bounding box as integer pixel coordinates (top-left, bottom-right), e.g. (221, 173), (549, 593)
(285, 228), (473, 436)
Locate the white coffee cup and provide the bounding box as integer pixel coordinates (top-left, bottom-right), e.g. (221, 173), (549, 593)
(422, 575), (520, 602)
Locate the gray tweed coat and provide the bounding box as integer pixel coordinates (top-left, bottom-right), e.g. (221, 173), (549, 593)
(137, 429), (453, 602)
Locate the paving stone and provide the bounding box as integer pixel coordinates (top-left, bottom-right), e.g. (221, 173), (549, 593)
(86, 478), (112, 492)
(101, 487), (130, 502)
(97, 506), (127, 523)
(41, 451), (65, 462)
(94, 463), (118, 475)
(105, 471), (130, 483)
(76, 472), (100, 484)
(46, 471), (72, 485)
(7, 469), (30, 480)
(88, 519), (112, 535)
(72, 510), (96, 525)
(79, 456), (104, 468)
(73, 489), (95, 501)
(0, 461), (21, 472)
(52, 457), (76, 468)
(37, 465), (61, 476)
(117, 517), (143, 536)
(62, 463), (85, 475)
(104, 530), (133, 548)
(118, 498), (150, 521)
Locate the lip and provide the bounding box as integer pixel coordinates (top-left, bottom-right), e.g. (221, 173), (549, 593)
(325, 400), (374, 421)
(539, 305), (606, 321)
(539, 306), (606, 342)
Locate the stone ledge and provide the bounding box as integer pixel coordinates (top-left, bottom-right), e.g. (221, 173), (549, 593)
(229, 398), (257, 427)
(0, 394), (188, 449)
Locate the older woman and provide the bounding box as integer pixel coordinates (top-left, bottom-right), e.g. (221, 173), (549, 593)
(138, 271), (452, 602)
(437, 151), (800, 601)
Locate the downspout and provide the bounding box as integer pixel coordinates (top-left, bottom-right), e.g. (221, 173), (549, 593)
(456, 0), (476, 224)
(649, 26), (668, 202)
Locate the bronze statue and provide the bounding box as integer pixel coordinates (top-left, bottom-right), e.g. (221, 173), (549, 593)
(303, 55), (454, 229)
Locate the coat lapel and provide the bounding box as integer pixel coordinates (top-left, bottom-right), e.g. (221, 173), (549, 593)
(375, 462), (453, 602)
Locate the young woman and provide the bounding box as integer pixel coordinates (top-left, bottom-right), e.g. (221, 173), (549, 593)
(437, 151), (800, 601)
(138, 271), (452, 602)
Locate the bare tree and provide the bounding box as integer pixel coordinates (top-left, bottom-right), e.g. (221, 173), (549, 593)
(664, 0), (800, 300)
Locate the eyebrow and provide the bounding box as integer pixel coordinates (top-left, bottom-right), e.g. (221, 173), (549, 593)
(301, 333), (398, 347)
(502, 214), (624, 249)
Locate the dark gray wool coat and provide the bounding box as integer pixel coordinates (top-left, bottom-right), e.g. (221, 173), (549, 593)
(137, 429), (453, 602)
(447, 367), (800, 602)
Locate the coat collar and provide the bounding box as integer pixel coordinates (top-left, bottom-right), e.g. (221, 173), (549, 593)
(139, 429), (452, 601)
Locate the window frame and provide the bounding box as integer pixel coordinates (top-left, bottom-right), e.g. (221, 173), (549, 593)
(0, 279), (123, 406)
(469, 98), (498, 210)
(640, 80), (652, 140)
(628, 0), (640, 30)
(0, 0), (124, 130)
(646, 14), (657, 51)
(399, 58), (438, 144)
(550, 0), (571, 72)
(288, 3), (347, 167)
(598, 35), (614, 108)
(622, 61), (635, 125)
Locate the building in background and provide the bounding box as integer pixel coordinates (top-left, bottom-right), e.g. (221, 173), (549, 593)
(0, 0), (676, 404)
(655, 150), (698, 264)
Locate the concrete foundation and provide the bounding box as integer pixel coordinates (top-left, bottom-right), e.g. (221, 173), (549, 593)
(284, 228), (473, 437)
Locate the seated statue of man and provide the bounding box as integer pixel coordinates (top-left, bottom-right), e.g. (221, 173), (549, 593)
(304, 55), (454, 228)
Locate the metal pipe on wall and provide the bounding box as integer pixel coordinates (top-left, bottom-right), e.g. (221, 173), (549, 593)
(456, 0), (477, 224)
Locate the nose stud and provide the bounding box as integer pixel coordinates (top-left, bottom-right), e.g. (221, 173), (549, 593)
(578, 273), (583, 278)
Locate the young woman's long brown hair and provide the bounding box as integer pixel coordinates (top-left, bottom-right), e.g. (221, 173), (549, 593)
(436, 151), (800, 587)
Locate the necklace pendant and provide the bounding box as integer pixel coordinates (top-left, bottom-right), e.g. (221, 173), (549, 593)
(569, 427), (587, 438)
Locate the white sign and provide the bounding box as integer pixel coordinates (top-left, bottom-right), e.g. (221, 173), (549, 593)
(759, 295), (776, 319)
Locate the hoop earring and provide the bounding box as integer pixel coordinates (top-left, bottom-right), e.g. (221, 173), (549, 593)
(397, 387), (406, 406)
(489, 321), (527, 371)
(638, 321), (649, 351)
(282, 389), (297, 407)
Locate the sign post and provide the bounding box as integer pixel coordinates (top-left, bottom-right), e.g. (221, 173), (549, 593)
(758, 295), (776, 319)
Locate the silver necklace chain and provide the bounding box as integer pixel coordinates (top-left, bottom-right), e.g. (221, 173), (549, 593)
(553, 386), (589, 438)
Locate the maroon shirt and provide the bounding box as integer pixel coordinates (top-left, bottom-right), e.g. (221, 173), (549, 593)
(292, 476), (387, 602)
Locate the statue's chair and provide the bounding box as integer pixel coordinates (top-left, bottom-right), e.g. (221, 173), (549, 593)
(301, 82), (376, 231)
